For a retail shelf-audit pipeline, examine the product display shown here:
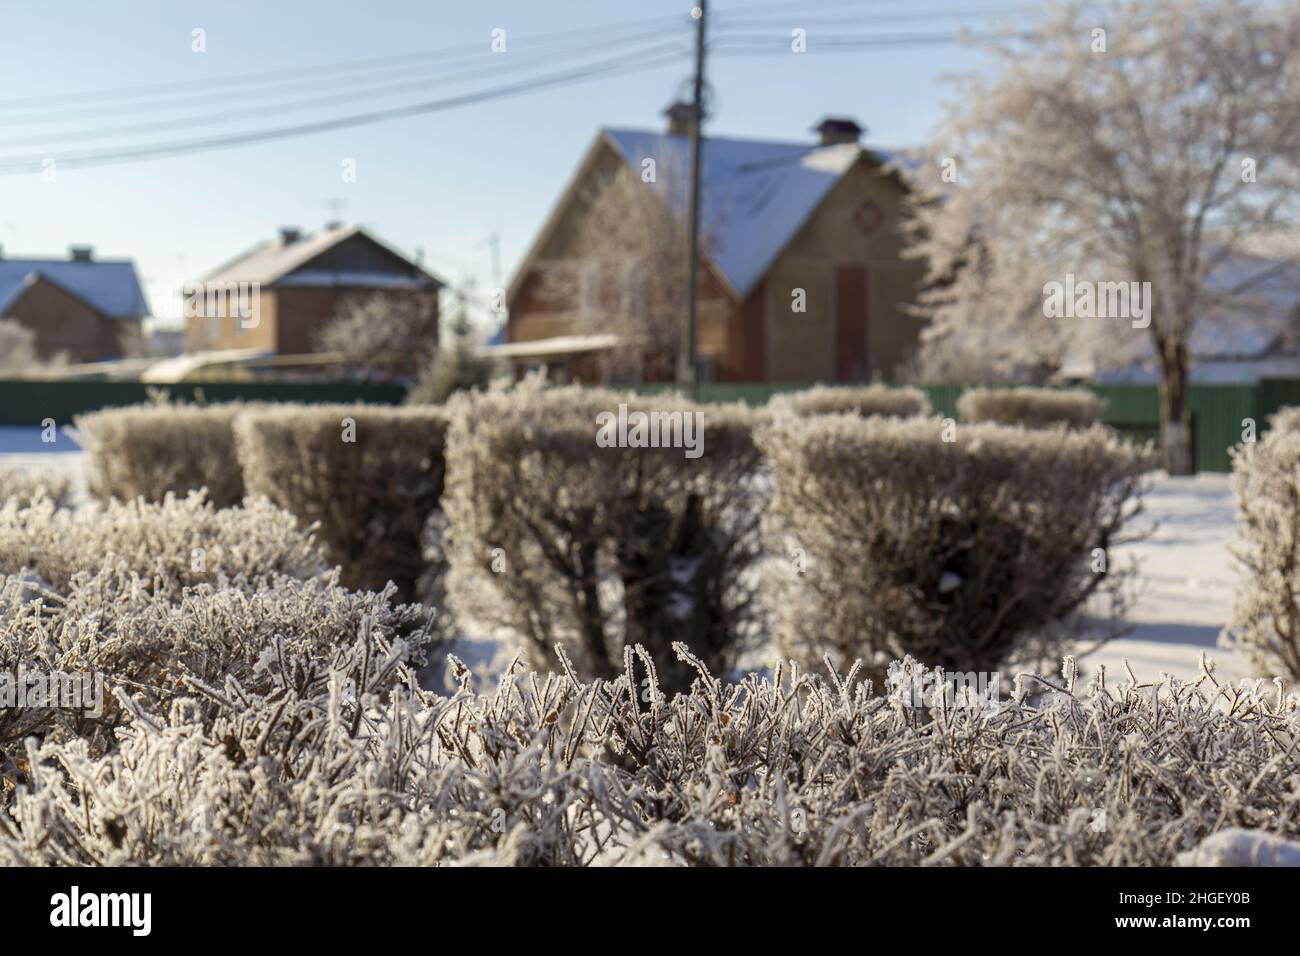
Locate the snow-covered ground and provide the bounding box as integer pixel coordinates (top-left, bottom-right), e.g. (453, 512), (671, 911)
(1086, 473), (1240, 682)
(0, 426), (1246, 683)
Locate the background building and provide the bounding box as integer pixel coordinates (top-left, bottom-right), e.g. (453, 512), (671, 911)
(0, 245), (147, 362)
(505, 111), (927, 384)
(185, 224), (443, 356)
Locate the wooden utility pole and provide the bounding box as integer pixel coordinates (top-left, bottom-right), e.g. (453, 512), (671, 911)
(683, 1), (707, 400)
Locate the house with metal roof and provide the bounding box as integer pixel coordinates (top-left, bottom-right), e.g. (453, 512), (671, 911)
(185, 223), (443, 357)
(504, 108), (927, 383)
(0, 245), (148, 363)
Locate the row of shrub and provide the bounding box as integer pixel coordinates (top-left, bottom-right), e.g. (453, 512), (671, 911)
(768, 383), (1105, 429)
(7, 383), (1296, 868)
(63, 382), (1148, 693)
(1228, 408), (1300, 680)
(3, 622), (1296, 865)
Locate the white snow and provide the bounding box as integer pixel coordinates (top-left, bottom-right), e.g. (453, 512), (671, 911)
(1081, 473), (1242, 682)
(1177, 828), (1300, 866)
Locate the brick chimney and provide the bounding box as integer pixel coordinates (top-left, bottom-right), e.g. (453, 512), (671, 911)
(813, 117), (865, 146)
(68, 245), (94, 261)
(664, 101), (696, 137)
(279, 226), (303, 246)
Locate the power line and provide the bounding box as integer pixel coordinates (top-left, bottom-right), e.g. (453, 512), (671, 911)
(4, 26), (682, 129)
(0, 13), (690, 115)
(0, 32), (683, 148)
(0, 45), (689, 176)
(710, 29), (1030, 52)
(712, 3), (1031, 27)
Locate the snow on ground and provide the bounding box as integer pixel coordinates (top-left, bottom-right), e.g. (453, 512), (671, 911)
(1083, 473), (1241, 683)
(0, 426), (1248, 684)
(0, 426), (90, 503)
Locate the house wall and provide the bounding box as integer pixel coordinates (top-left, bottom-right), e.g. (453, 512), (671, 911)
(764, 159), (927, 382)
(506, 141), (737, 383)
(297, 234), (429, 278)
(3, 280), (134, 362)
(275, 288), (369, 354)
(185, 288), (278, 353)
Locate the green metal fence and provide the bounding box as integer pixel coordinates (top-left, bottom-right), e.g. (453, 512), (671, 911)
(661, 379), (1290, 474)
(0, 380), (407, 427)
(0, 377), (1288, 473)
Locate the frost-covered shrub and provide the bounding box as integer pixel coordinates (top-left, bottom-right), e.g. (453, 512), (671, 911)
(0, 465), (72, 509)
(770, 383), (931, 419)
(2, 644), (1296, 867)
(0, 568), (436, 757)
(1226, 410), (1300, 679)
(234, 405), (450, 601)
(444, 381), (765, 689)
(0, 492), (325, 597)
(74, 402), (251, 507)
(758, 415), (1148, 676)
(956, 386), (1105, 429)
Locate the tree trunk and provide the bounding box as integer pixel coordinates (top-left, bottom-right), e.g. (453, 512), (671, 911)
(1157, 341), (1194, 475)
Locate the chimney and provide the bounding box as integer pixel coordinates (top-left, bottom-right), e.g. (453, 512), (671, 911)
(813, 117), (865, 146)
(324, 220), (343, 231)
(279, 226), (303, 246)
(664, 100), (696, 137)
(69, 245), (94, 261)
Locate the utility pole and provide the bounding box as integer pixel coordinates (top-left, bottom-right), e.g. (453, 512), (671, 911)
(683, 1), (707, 400)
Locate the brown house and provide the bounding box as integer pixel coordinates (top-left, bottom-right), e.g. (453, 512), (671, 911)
(186, 224), (443, 355)
(505, 112), (928, 383)
(0, 245), (147, 362)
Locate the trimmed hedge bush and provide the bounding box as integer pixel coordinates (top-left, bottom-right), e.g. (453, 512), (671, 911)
(3, 642), (1296, 866)
(1227, 407), (1300, 678)
(758, 415), (1149, 676)
(234, 404), (450, 601)
(0, 492), (325, 597)
(74, 402), (250, 507)
(444, 381), (766, 689)
(0, 568), (429, 757)
(956, 386), (1105, 429)
(770, 383), (931, 418)
(0, 465), (72, 509)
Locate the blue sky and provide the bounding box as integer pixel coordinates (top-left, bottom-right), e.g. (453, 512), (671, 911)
(0, 0), (1023, 329)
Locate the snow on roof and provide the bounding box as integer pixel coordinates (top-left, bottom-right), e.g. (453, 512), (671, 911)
(601, 129), (907, 298)
(273, 271), (432, 290)
(140, 348), (271, 383)
(202, 224), (441, 288)
(482, 333), (618, 360)
(202, 224), (359, 286)
(1192, 253), (1300, 357)
(0, 257), (148, 318)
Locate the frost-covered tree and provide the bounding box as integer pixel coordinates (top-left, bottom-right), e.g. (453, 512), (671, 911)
(536, 156), (711, 383)
(315, 290), (440, 380)
(907, 0), (1300, 473)
(408, 286), (492, 404)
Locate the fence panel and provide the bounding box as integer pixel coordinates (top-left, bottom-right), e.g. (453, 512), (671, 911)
(0, 380), (406, 426)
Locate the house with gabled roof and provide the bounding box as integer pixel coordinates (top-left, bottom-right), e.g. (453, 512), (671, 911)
(504, 108), (928, 384)
(186, 223), (443, 355)
(0, 245), (148, 362)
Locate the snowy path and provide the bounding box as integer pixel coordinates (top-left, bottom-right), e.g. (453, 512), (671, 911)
(1083, 473), (1241, 682)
